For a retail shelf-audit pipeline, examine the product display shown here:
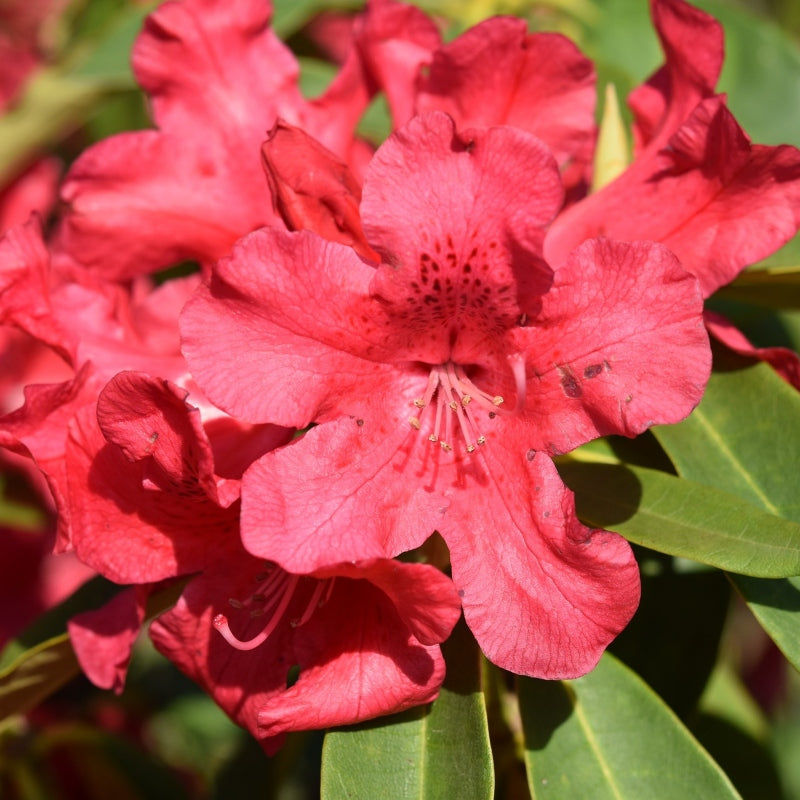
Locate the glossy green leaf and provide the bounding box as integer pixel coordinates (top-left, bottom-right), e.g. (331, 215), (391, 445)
(654, 354), (800, 670)
(654, 357), (800, 517)
(520, 653), (741, 799)
(320, 618), (493, 800)
(0, 634), (80, 721)
(558, 460), (800, 578)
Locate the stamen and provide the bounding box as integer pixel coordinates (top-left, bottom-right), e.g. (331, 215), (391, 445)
(409, 358), (526, 454)
(213, 574), (299, 651)
(291, 579), (330, 628)
(507, 352), (528, 414)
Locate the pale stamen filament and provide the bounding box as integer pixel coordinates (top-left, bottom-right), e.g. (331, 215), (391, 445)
(408, 359), (525, 454)
(214, 574), (300, 651)
(431, 382), (445, 443)
(228, 567), (285, 610)
(440, 369), (476, 451)
(291, 579), (331, 628)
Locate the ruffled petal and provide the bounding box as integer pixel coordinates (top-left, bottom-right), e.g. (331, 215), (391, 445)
(257, 572), (448, 737)
(352, 0), (442, 128)
(442, 446), (640, 678)
(520, 238), (710, 454)
(66, 404), (236, 583)
(629, 0), (722, 154)
(97, 372), (222, 504)
(312, 559), (461, 647)
(417, 17), (595, 185)
(68, 586), (149, 694)
(181, 227), (396, 427)
(363, 112), (561, 364)
(546, 98), (800, 296)
(58, 131), (278, 279)
(241, 415), (445, 572)
(0, 216), (74, 362)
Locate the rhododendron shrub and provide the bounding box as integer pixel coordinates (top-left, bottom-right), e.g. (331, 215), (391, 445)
(2, 0), (800, 795)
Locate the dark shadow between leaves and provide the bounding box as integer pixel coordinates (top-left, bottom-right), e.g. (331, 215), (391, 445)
(517, 675), (575, 750)
(556, 461), (643, 529)
(731, 574), (800, 612)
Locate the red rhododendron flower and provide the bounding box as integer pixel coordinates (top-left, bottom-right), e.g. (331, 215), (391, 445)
(545, 0), (800, 297)
(151, 551), (461, 750)
(0, 218), (195, 549)
(56, 0), (375, 279)
(354, 1), (596, 191)
(63, 370), (459, 742)
(182, 111), (712, 678)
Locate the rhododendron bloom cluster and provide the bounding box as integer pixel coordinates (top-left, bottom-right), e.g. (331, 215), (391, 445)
(2, 0), (800, 753)
(183, 110), (711, 678)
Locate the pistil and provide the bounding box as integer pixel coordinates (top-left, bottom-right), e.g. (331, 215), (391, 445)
(213, 567), (332, 651)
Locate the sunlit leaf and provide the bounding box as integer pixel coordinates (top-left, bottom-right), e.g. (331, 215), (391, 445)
(654, 352), (800, 670)
(0, 634), (80, 721)
(520, 653), (741, 799)
(320, 619), (493, 800)
(558, 460), (800, 578)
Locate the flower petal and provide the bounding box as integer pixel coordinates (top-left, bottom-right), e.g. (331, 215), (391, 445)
(257, 573), (447, 738)
(521, 238), (710, 454)
(442, 446), (640, 678)
(629, 0), (722, 154)
(315, 559), (462, 647)
(66, 404), (236, 583)
(181, 227), (396, 427)
(546, 98), (800, 295)
(363, 112), (562, 364)
(68, 586), (148, 694)
(417, 17), (595, 185)
(352, 0), (442, 128)
(241, 416), (444, 572)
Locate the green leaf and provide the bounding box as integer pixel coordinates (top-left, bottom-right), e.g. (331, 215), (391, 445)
(654, 352), (800, 670)
(654, 357), (800, 517)
(0, 634), (80, 721)
(272, 0), (361, 39)
(520, 653), (741, 799)
(320, 618), (494, 800)
(0, 2), (151, 184)
(695, 0), (800, 147)
(718, 264), (800, 310)
(557, 460), (800, 578)
(609, 550), (729, 719)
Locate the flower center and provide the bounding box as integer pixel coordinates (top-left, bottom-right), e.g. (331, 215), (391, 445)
(213, 566), (335, 651)
(408, 357), (526, 454)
